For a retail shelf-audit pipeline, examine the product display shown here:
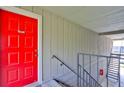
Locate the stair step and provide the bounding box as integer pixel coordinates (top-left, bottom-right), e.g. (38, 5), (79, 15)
(108, 71), (118, 74)
(109, 62), (119, 64)
(110, 61), (119, 62)
(109, 63), (118, 65)
(109, 66), (118, 68)
(109, 65), (119, 68)
(111, 53), (121, 55)
(108, 67), (118, 70)
(108, 70), (118, 73)
(108, 69), (118, 72)
(109, 66), (119, 68)
(107, 75), (119, 80)
(108, 73), (118, 77)
(110, 61), (119, 63)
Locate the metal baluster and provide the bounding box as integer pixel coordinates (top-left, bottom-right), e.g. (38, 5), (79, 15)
(80, 66), (82, 87)
(91, 79), (93, 87)
(82, 54), (84, 87)
(83, 55), (84, 86)
(119, 56), (121, 87)
(77, 53), (79, 87)
(89, 55), (91, 87)
(107, 57), (109, 87)
(86, 71), (88, 87)
(83, 67), (85, 86)
(89, 55), (91, 75)
(97, 56), (99, 82)
(80, 65), (81, 86)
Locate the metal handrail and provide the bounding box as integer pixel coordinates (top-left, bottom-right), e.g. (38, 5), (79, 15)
(78, 53), (124, 59)
(52, 55), (78, 76)
(52, 55), (89, 86)
(78, 64), (102, 87)
(52, 55), (84, 87)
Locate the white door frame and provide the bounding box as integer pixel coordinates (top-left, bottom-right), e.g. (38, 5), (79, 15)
(0, 6), (42, 87)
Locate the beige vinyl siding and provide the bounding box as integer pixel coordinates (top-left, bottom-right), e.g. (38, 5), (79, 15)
(17, 6), (113, 82)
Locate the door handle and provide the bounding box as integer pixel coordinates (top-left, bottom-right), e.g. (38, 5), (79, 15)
(35, 54), (38, 56)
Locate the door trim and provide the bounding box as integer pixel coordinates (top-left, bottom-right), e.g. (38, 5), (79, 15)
(0, 6), (42, 87)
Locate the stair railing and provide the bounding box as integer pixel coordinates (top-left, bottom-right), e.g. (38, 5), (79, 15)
(52, 55), (102, 87)
(78, 64), (102, 87)
(52, 55), (78, 76)
(52, 55), (83, 87)
(77, 53), (124, 87)
(108, 53), (121, 87)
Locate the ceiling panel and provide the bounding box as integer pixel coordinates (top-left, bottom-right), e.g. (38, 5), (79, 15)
(106, 33), (124, 40)
(43, 6), (124, 38)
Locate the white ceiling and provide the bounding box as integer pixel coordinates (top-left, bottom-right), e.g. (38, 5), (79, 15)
(43, 6), (124, 35)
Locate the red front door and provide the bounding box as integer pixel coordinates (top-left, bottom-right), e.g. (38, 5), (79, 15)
(0, 9), (38, 87)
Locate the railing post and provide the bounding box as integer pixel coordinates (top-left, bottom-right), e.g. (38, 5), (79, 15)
(77, 53), (79, 87)
(89, 55), (91, 74)
(83, 68), (85, 86)
(119, 56), (121, 87)
(107, 57), (109, 87)
(97, 56), (99, 82)
(80, 65), (81, 86)
(89, 55), (91, 87)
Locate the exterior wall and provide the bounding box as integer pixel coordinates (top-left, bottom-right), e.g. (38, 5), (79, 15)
(98, 36), (113, 55)
(16, 6), (113, 82)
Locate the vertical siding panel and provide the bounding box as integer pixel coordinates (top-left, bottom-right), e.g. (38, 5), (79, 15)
(53, 16), (58, 76)
(51, 13), (57, 78)
(49, 12), (53, 79)
(57, 16), (61, 76)
(63, 20), (67, 74)
(61, 17), (64, 75)
(57, 16), (64, 76)
(89, 32), (92, 53)
(68, 23), (71, 67)
(70, 24), (74, 68)
(67, 22), (70, 65)
(63, 20), (70, 74)
(79, 28), (82, 52)
(42, 11), (51, 81)
(77, 28), (79, 53)
(76, 27), (78, 54)
(88, 31), (91, 53)
(85, 31), (89, 53)
(81, 30), (83, 52)
(72, 24), (76, 70)
(82, 29), (85, 52)
(73, 26), (77, 70)
(84, 31), (87, 53)
(71, 24), (74, 69)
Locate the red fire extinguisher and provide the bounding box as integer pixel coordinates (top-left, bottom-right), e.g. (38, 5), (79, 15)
(99, 69), (104, 76)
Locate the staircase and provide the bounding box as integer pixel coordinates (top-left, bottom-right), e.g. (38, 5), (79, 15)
(50, 52), (122, 87)
(54, 79), (73, 87)
(107, 53), (120, 81)
(51, 55), (101, 87)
